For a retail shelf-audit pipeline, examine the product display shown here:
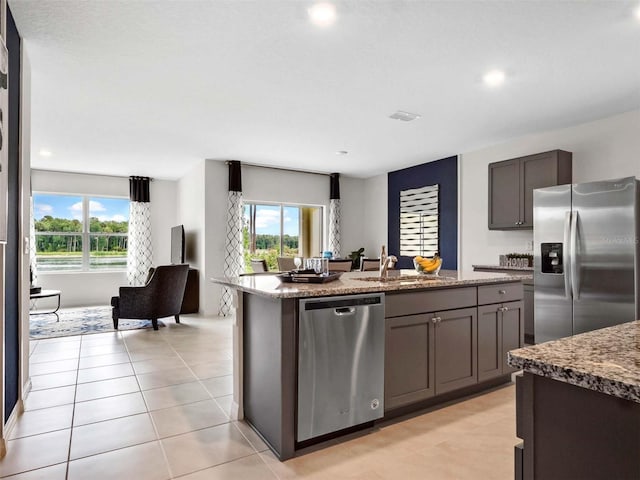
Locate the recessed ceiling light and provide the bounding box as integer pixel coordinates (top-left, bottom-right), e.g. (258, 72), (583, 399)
(634, 4), (640, 21)
(308, 2), (337, 27)
(483, 69), (506, 87)
(39, 149), (52, 157)
(389, 111), (421, 122)
(336, 150), (348, 155)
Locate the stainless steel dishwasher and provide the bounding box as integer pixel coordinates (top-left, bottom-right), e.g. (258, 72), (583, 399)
(297, 293), (385, 442)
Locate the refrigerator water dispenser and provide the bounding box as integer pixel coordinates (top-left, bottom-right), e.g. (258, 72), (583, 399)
(541, 243), (563, 274)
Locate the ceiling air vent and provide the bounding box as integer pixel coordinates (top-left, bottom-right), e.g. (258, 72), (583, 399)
(389, 111), (421, 122)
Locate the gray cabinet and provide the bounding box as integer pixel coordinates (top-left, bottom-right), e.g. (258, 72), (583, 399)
(478, 305), (501, 381)
(488, 150), (572, 230)
(385, 283), (523, 412)
(488, 159), (520, 229)
(473, 267), (533, 344)
(478, 301), (524, 382)
(385, 307), (477, 408)
(433, 307), (477, 395)
(385, 314), (435, 409)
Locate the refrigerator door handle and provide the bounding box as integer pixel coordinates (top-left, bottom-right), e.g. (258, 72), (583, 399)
(570, 210), (580, 300)
(564, 211), (572, 299)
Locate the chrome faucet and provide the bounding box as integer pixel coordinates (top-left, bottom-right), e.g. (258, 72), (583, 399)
(380, 255), (398, 279)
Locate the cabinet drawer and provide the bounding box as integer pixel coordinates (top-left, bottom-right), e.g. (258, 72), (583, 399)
(385, 287), (477, 318)
(478, 283), (523, 305)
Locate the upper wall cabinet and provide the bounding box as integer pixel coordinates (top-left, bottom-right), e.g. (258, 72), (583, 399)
(488, 150), (572, 230)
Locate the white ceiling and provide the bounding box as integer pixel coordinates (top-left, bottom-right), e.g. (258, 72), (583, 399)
(8, 0), (640, 180)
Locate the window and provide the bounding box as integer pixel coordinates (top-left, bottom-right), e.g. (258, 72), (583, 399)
(34, 194), (129, 272)
(243, 203), (323, 271)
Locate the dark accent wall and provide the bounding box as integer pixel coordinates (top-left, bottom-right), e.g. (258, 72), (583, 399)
(388, 156), (458, 270)
(5, 8), (21, 422)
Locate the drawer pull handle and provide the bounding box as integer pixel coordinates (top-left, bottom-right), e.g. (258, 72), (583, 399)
(498, 289), (506, 295)
(431, 317), (438, 324)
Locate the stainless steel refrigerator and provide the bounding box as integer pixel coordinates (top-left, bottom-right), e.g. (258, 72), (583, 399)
(533, 176), (640, 343)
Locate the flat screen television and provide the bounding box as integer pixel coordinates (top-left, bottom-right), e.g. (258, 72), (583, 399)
(171, 225), (185, 264)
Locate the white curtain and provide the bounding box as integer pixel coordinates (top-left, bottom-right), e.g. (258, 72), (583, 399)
(127, 177), (153, 286)
(328, 198), (341, 258)
(220, 190), (244, 316)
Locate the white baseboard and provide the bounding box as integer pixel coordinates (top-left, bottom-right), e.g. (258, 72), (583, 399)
(22, 378), (32, 400)
(230, 400), (243, 421)
(2, 399), (23, 448)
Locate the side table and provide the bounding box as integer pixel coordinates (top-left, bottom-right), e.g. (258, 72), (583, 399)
(30, 289), (62, 322)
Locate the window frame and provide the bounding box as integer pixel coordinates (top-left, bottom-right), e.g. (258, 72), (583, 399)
(34, 192), (129, 273)
(243, 200), (324, 257)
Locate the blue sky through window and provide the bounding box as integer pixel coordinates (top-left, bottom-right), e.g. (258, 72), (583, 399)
(243, 204), (299, 235)
(34, 194), (129, 222)
(89, 197), (129, 222)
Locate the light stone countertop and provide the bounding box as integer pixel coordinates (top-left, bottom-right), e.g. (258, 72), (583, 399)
(211, 269), (532, 299)
(472, 264), (534, 272)
(508, 321), (640, 403)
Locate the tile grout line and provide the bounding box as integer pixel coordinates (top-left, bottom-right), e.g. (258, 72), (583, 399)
(15, 318), (236, 479)
(124, 324), (237, 478)
(122, 328), (176, 479)
(169, 452), (265, 480)
(257, 450), (285, 480)
(162, 324), (268, 475)
(63, 332), (169, 470)
(64, 332), (84, 480)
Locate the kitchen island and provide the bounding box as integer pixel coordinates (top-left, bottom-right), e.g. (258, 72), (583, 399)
(213, 269), (531, 460)
(508, 322), (640, 480)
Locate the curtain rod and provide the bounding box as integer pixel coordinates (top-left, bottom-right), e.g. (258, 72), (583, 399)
(224, 160), (331, 177)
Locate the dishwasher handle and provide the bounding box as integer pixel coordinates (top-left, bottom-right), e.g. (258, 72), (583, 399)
(334, 307), (356, 316)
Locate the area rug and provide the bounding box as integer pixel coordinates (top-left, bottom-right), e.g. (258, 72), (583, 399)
(29, 306), (165, 340)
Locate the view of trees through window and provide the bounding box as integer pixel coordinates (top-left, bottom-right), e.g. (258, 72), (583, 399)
(244, 204), (300, 271)
(34, 194), (129, 272)
(242, 203), (325, 272)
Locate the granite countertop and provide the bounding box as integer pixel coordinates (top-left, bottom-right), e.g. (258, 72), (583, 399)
(508, 321), (640, 403)
(211, 269), (532, 299)
(472, 264), (534, 272)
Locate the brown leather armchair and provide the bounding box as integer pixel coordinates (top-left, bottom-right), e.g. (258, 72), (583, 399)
(111, 264), (189, 331)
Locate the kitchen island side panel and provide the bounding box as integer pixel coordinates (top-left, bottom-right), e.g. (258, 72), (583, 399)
(520, 373), (640, 480)
(243, 293), (297, 460)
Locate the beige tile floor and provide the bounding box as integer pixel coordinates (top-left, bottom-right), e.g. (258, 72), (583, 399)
(0, 314), (518, 479)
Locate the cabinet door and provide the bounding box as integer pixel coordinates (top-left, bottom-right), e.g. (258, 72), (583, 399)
(385, 314), (435, 410)
(502, 301), (524, 373)
(521, 152), (560, 227)
(434, 307), (477, 395)
(477, 305), (502, 382)
(488, 159), (521, 229)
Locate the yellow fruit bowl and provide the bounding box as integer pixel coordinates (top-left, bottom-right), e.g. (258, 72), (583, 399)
(413, 256), (442, 275)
